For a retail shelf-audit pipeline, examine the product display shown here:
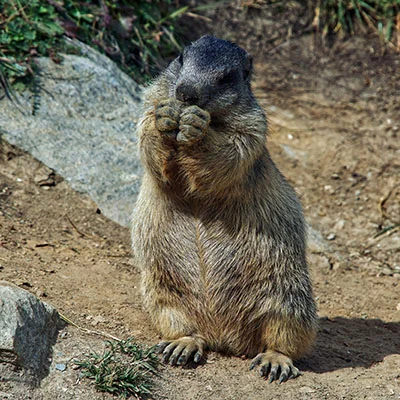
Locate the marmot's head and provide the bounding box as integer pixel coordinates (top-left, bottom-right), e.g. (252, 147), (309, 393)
(164, 35), (254, 117)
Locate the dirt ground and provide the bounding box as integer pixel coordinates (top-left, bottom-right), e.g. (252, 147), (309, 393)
(1, 8), (399, 400)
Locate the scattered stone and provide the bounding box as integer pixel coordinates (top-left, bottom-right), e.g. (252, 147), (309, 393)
(55, 363), (66, 372)
(0, 281), (64, 386)
(334, 220), (346, 230)
(280, 144), (307, 161)
(91, 315), (106, 326)
(380, 268), (393, 276)
(34, 165), (56, 187)
(327, 233), (336, 241)
(309, 253), (331, 270)
(308, 225), (330, 253)
(324, 185), (335, 194)
(299, 386), (316, 394)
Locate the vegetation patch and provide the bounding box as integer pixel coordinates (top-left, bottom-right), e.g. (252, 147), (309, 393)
(0, 0), (186, 89)
(74, 338), (160, 399)
(312, 0), (400, 45)
(1, 1), (399, 93)
(0, 0), (398, 101)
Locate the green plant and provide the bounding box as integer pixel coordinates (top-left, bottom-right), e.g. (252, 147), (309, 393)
(75, 338), (159, 399)
(57, 0), (187, 80)
(312, 0), (400, 46)
(0, 0), (65, 94)
(0, 0), (187, 91)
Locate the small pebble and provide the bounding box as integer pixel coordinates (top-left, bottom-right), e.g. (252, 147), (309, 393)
(91, 315), (106, 326)
(324, 185), (335, 194)
(56, 363), (66, 372)
(327, 233), (336, 241)
(299, 386), (316, 394)
(334, 220), (345, 230)
(380, 268), (393, 276)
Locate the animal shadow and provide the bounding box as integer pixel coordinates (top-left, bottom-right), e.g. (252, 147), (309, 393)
(297, 316), (400, 373)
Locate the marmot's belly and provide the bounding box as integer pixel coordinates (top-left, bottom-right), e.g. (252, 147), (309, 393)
(179, 254), (265, 357)
(191, 302), (264, 357)
(152, 220), (268, 355)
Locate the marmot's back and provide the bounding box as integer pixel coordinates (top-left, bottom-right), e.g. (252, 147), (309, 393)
(131, 35), (317, 383)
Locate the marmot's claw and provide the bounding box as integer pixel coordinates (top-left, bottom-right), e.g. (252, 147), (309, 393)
(177, 105), (210, 142)
(156, 336), (205, 366)
(154, 341), (170, 354)
(250, 350), (301, 383)
(176, 125), (203, 142)
(155, 99), (182, 134)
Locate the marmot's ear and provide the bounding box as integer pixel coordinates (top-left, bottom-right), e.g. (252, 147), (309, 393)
(244, 53), (253, 80)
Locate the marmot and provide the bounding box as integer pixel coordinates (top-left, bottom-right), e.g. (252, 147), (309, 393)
(131, 35), (318, 383)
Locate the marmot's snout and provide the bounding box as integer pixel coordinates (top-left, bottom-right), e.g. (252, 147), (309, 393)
(175, 82), (199, 105)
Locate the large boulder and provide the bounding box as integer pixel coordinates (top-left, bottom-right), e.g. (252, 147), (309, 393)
(0, 281), (63, 386)
(0, 41), (144, 227)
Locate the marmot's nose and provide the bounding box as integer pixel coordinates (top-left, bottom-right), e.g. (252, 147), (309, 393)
(175, 83), (199, 104)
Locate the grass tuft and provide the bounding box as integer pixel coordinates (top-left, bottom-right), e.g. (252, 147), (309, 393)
(312, 0), (400, 47)
(74, 338), (160, 399)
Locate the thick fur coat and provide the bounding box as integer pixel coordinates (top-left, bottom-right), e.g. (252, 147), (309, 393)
(131, 35), (317, 382)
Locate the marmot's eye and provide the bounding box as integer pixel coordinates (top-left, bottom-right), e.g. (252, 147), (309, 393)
(218, 71), (236, 85)
(178, 53), (183, 66)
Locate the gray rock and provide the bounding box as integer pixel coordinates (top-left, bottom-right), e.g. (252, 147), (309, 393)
(0, 40), (144, 226)
(0, 281), (63, 386)
(307, 225), (329, 254)
(55, 363), (66, 372)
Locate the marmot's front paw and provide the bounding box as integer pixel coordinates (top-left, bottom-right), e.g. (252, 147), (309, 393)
(176, 105), (210, 142)
(155, 99), (182, 136)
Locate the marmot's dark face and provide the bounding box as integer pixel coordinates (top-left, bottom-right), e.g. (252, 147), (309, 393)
(165, 36), (254, 118)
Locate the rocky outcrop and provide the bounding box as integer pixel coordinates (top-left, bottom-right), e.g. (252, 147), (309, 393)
(0, 41), (144, 227)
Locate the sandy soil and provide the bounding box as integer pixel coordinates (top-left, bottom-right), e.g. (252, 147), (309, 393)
(0, 12), (399, 400)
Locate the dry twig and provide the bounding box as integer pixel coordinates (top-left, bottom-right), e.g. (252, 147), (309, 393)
(59, 312), (122, 342)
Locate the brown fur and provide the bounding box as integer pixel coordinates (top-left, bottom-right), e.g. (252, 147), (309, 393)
(131, 36), (317, 380)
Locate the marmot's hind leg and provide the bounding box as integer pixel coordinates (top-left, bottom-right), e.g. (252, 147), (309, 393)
(250, 350), (301, 383)
(250, 315), (316, 382)
(151, 305), (207, 365)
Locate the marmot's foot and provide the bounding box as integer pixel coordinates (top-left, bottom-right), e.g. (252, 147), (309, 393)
(155, 335), (206, 366)
(155, 99), (182, 136)
(250, 350), (301, 383)
(176, 105), (210, 142)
